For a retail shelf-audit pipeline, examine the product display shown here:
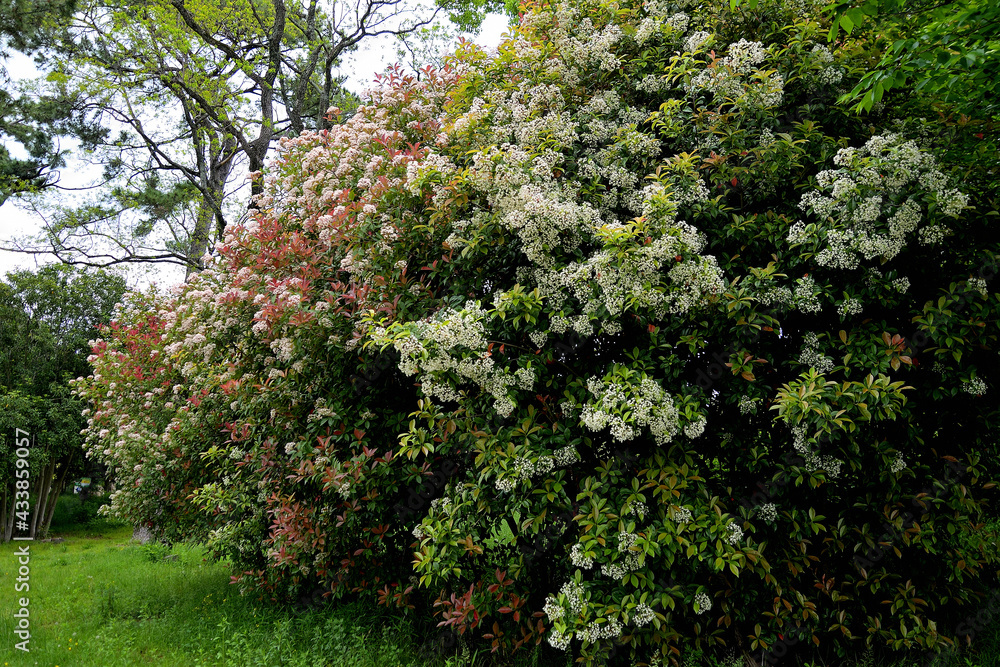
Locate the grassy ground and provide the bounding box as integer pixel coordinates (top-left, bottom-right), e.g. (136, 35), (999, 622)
(0, 505), (997, 667)
(0, 519), (502, 667)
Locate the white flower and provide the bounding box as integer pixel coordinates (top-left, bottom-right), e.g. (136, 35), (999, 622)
(757, 503), (777, 524)
(632, 603), (655, 627)
(570, 543), (594, 569)
(963, 377), (987, 396)
(694, 592), (712, 614)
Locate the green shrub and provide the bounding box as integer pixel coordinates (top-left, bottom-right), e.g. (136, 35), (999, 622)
(74, 0), (1000, 664)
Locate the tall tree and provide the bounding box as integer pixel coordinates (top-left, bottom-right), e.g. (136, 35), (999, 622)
(0, 264), (127, 540)
(0, 0), (107, 204)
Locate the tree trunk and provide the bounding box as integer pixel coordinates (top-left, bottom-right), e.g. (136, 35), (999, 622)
(40, 453), (73, 537)
(30, 457), (54, 538)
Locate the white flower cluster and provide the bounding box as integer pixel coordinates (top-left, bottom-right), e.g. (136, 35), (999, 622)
(618, 531), (638, 552)
(683, 417), (707, 439)
(969, 278), (988, 297)
(757, 503), (777, 524)
(632, 603), (655, 627)
(794, 275), (823, 313)
(495, 476), (516, 493)
(694, 592), (712, 614)
(543, 596), (565, 621)
(739, 395), (758, 414)
(687, 39), (784, 110)
(673, 506), (692, 524)
(726, 523), (743, 545)
(837, 297), (863, 318)
(554, 445), (580, 467)
(578, 618), (623, 644)
(579, 373), (680, 444)
(889, 452), (906, 474)
(792, 426), (844, 479)
(374, 303), (520, 417)
(799, 333), (834, 374)
(963, 377), (987, 396)
(547, 629), (572, 651)
(624, 501), (647, 520)
(570, 543), (594, 569)
(796, 133), (968, 267)
(560, 580), (587, 614)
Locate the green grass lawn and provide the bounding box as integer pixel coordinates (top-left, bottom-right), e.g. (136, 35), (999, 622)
(0, 521), (499, 667)
(0, 512), (997, 667)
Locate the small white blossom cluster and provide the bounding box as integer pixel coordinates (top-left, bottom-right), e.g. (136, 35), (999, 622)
(798, 332), (834, 374)
(579, 373), (680, 444)
(687, 39), (784, 110)
(578, 618), (623, 644)
(673, 506), (692, 524)
(757, 503), (777, 524)
(631, 603), (655, 627)
(969, 277), (988, 297)
(547, 628), (572, 651)
(554, 444), (580, 467)
(792, 426), (844, 479)
(618, 531), (638, 552)
(683, 417), (707, 439)
(963, 377), (987, 396)
(694, 592), (712, 614)
(560, 580), (587, 614)
(795, 133), (968, 268)
(514, 456), (555, 479)
(495, 476), (516, 493)
(726, 523), (743, 545)
(625, 500), (648, 519)
(889, 452), (906, 474)
(837, 297), (863, 318)
(570, 543), (594, 569)
(739, 395), (758, 414)
(373, 303), (520, 417)
(543, 596), (565, 621)
(794, 275), (823, 313)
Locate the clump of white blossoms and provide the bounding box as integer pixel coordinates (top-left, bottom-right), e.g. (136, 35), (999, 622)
(725, 523), (744, 545)
(798, 332), (834, 374)
(684, 416), (707, 439)
(570, 543), (595, 569)
(969, 277), (988, 297)
(686, 38), (784, 110)
(673, 506), (692, 524)
(889, 452), (906, 474)
(372, 302), (521, 417)
(963, 377), (987, 396)
(757, 503), (778, 524)
(578, 618), (624, 644)
(794, 133), (969, 269)
(632, 603), (655, 627)
(694, 592), (712, 614)
(791, 426), (844, 478)
(578, 370), (680, 444)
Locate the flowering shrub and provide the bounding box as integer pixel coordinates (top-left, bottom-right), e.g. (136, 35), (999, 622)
(74, 0), (1000, 664)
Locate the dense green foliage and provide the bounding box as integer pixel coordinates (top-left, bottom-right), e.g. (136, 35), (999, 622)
(76, 0), (1000, 664)
(1, 265), (127, 539)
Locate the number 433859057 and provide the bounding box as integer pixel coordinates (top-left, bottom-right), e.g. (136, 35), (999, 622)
(14, 428), (31, 523)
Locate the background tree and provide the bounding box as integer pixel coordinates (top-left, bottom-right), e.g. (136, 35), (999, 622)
(0, 0), (108, 204)
(0, 264), (126, 540)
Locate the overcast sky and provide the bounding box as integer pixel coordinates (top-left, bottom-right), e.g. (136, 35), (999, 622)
(0, 13), (510, 291)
